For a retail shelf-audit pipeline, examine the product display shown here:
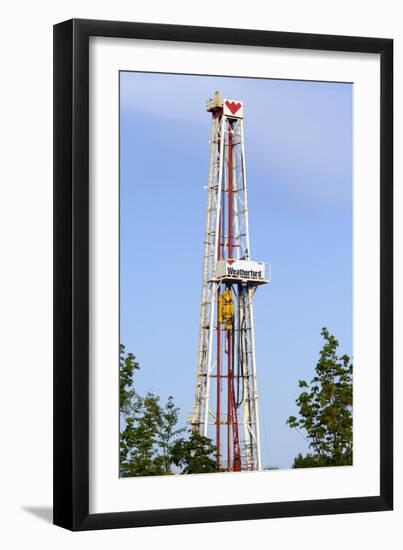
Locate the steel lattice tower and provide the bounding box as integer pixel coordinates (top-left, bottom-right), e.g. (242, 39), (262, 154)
(190, 92), (269, 472)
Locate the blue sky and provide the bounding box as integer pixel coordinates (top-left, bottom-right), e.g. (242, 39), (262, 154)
(120, 71), (352, 469)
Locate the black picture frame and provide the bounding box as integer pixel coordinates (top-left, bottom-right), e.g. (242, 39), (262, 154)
(53, 18), (393, 531)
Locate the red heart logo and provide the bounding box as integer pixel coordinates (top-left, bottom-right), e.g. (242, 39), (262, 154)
(227, 259), (235, 265)
(225, 100), (241, 115)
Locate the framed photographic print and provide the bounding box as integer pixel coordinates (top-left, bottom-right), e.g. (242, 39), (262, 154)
(53, 19), (393, 530)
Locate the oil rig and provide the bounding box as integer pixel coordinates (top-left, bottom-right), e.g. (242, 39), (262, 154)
(190, 92), (269, 472)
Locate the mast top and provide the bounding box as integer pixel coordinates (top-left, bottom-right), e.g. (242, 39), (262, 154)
(206, 91), (244, 119)
(206, 91), (222, 112)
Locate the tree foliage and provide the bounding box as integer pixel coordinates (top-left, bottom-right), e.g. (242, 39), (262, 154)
(171, 430), (219, 474)
(287, 328), (353, 468)
(119, 345), (219, 476)
(120, 392), (183, 476)
(119, 344), (140, 415)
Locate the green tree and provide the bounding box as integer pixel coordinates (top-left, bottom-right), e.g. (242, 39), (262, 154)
(121, 392), (167, 477)
(119, 346), (184, 476)
(120, 345), (143, 475)
(119, 346), (219, 476)
(119, 344), (140, 415)
(171, 430), (219, 474)
(154, 396), (185, 474)
(287, 328), (353, 468)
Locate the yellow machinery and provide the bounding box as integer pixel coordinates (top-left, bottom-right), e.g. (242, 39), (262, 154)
(218, 288), (234, 329)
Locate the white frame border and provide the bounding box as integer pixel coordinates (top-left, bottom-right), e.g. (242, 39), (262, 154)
(89, 36), (380, 514)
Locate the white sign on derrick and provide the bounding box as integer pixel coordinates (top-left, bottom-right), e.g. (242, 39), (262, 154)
(223, 98), (244, 118)
(215, 259), (268, 284)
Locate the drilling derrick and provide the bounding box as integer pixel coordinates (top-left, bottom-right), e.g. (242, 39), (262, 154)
(191, 91), (269, 472)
